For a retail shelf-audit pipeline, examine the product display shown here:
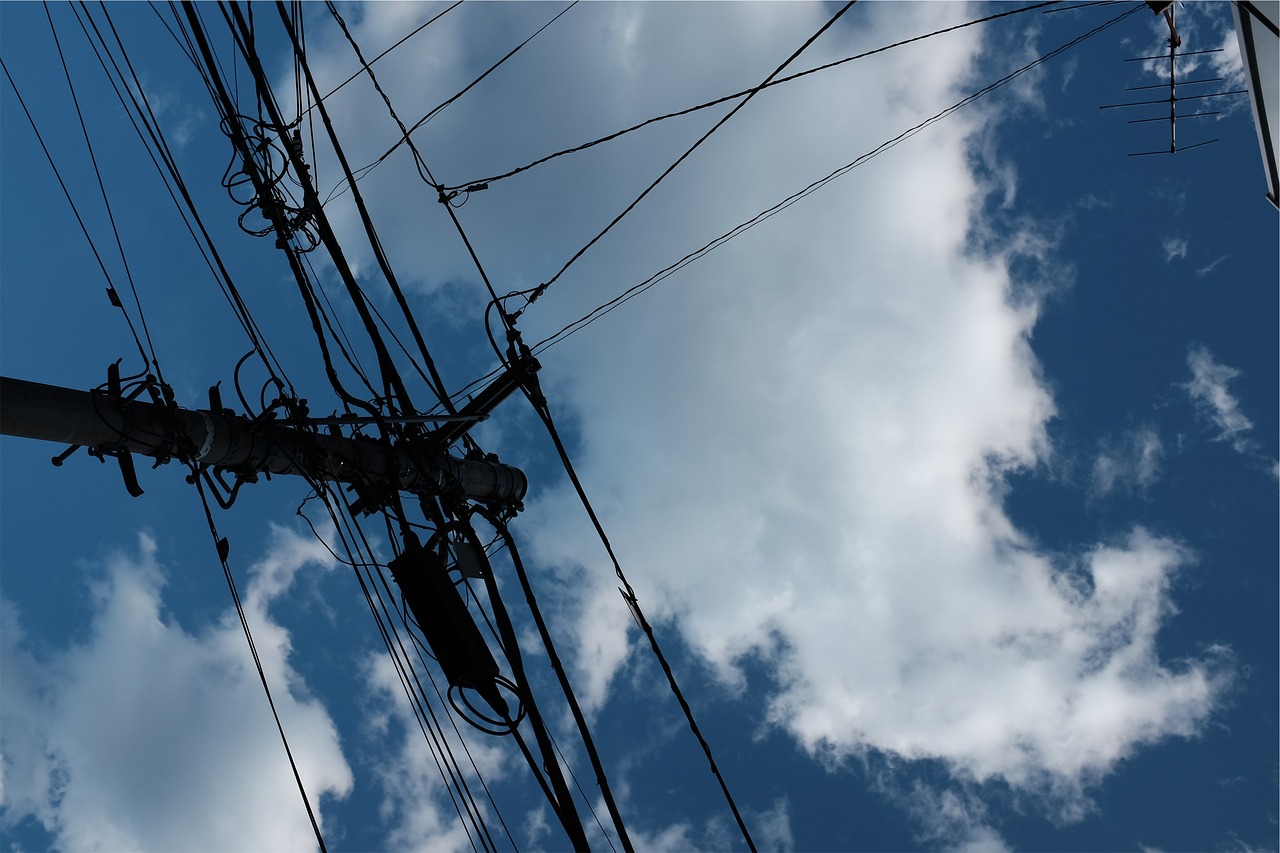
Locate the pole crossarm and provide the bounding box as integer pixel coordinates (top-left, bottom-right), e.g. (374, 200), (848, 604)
(0, 376), (526, 505)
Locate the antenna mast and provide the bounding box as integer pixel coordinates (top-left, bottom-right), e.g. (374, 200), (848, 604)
(1100, 1), (1247, 156)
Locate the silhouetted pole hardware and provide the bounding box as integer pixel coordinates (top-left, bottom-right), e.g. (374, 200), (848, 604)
(0, 373), (528, 506)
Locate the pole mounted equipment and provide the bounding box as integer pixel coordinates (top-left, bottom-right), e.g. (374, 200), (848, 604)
(0, 375), (528, 507)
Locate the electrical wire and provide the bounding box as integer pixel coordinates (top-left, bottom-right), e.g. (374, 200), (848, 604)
(450, 514), (592, 851)
(304, 0), (462, 119)
(341, 1), (577, 199)
(513, 0), (857, 317)
(191, 1), (403, 419)
(303, 482), (504, 853)
(172, 14), (505, 842)
(0, 53), (153, 378)
(78, 2), (296, 398)
(530, 1), (1145, 355)
(277, 1), (461, 414)
(438, 1), (1061, 196)
(474, 505), (634, 852)
(190, 474), (330, 853)
(318, 0), (525, 337)
(517, 374), (759, 852)
(43, 1), (165, 384)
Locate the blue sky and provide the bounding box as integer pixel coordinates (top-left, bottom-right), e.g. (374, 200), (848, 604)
(1, 2), (1276, 851)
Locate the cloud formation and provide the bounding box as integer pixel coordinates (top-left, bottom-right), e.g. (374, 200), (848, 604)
(1093, 426), (1163, 495)
(360, 651), (511, 853)
(1163, 236), (1189, 262)
(0, 529), (352, 851)
(293, 0), (1232, 830)
(1185, 345), (1255, 452)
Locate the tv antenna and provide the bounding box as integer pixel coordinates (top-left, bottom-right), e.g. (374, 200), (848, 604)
(1101, 1), (1248, 156)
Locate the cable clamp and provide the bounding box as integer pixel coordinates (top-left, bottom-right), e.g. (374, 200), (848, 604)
(196, 412), (216, 460)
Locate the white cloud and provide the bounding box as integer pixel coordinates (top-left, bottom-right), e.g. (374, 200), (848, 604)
(749, 798), (795, 852)
(1196, 255), (1228, 277)
(610, 799), (792, 853)
(897, 783), (1011, 853)
(291, 0), (1231, 833)
(0, 528), (353, 851)
(1185, 345), (1255, 452)
(1163, 236), (1189, 262)
(1093, 426), (1163, 496)
(360, 651), (511, 852)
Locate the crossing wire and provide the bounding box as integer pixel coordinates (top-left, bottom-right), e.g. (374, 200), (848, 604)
(530, 1), (1145, 356)
(304, 0), (462, 121)
(296, 486), (509, 852)
(513, 0), (858, 317)
(438, 0), (1060, 196)
(176, 11), (499, 843)
(77, 1), (296, 397)
(291, 476), (507, 853)
(42, 2), (166, 382)
(277, 0), (465, 414)
(483, 12), (1147, 852)
(315, 0), (578, 344)
(514, 369), (760, 853)
(0, 54), (154, 379)
(198, 1), (410, 419)
(473, 505), (633, 853)
(338, 0), (578, 202)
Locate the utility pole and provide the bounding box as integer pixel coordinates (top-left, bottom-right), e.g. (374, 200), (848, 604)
(0, 365), (533, 505)
(0, 3), (617, 845)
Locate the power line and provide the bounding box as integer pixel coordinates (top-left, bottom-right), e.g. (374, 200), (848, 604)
(202, 1), (415, 419)
(274, 1), (460, 416)
(303, 0), (462, 120)
(438, 1), (1060, 197)
(474, 505), (634, 853)
(532, 1), (1145, 355)
(77, 2), (296, 395)
(191, 475), (330, 853)
(0, 53), (154, 377)
(318, 0), (575, 344)
(339, 1), (578, 200)
(514, 366), (759, 852)
(513, 0), (858, 317)
(43, 2), (164, 381)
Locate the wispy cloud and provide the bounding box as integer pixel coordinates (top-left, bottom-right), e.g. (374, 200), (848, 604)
(1185, 346), (1255, 452)
(1093, 426), (1163, 496)
(894, 781), (1012, 853)
(361, 651), (509, 852)
(1162, 236), (1189, 262)
(1196, 255), (1228, 277)
(298, 0), (1234, 838)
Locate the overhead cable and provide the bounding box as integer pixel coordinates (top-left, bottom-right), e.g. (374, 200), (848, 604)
(516, 373), (759, 853)
(439, 1), (1060, 196)
(533, 1), (1144, 354)
(514, 0), (858, 316)
(474, 505), (634, 852)
(78, 2), (296, 395)
(320, 0), (577, 340)
(191, 476), (330, 853)
(43, 2), (164, 380)
(346, 1), (578, 196)
(301, 0), (485, 404)
(0, 53), (155, 377)
(214, 1), (416, 418)
(304, 0), (462, 119)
